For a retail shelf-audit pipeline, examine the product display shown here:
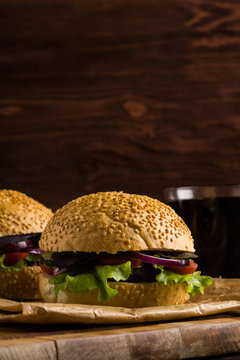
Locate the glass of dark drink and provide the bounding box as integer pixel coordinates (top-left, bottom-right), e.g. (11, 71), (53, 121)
(163, 185), (240, 278)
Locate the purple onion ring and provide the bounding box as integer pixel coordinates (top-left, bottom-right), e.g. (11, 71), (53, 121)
(129, 252), (189, 267)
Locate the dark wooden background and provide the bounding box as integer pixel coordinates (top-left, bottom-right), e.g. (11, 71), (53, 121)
(1, 0), (240, 211)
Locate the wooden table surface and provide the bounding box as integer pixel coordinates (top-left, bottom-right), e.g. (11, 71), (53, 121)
(1, 314), (240, 360)
(1, 0), (240, 212)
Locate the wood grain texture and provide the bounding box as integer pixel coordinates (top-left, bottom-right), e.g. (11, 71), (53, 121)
(1, 316), (240, 359)
(0, 0), (240, 210)
(0, 342), (56, 360)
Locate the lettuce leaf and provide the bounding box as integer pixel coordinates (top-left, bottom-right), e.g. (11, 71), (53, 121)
(25, 253), (42, 263)
(48, 273), (68, 296)
(49, 261), (132, 301)
(48, 261), (212, 302)
(0, 253), (41, 272)
(94, 262), (132, 301)
(154, 265), (212, 296)
(66, 273), (99, 294)
(0, 254), (25, 272)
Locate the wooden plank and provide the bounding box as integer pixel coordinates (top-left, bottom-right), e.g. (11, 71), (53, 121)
(0, 340), (56, 360)
(1, 316), (240, 359)
(54, 318), (240, 360)
(1, 0), (240, 211)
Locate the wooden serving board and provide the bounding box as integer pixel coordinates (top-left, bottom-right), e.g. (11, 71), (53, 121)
(1, 315), (240, 360)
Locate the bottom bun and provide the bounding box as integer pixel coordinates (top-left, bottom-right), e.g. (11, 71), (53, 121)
(39, 273), (190, 307)
(0, 266), (42, 300)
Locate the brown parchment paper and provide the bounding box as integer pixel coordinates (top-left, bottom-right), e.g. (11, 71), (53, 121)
(0, 278), (240, 325)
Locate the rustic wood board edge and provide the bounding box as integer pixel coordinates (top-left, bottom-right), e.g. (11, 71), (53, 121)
(1, 316), (240, 360)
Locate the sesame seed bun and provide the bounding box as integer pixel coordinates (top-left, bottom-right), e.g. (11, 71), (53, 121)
(0, 189), (53, 237)
(39, 191), (194, 253)
(0, 189), (53, 300)
(0, 266), (42, 300)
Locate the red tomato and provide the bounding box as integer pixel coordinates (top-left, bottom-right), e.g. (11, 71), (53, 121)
(4, 252), (29, 266)
(98, 254), (144, 269)
(40, 264), (54, 275)
(166, 261), (198, 275)
(128, 257), (144, 269)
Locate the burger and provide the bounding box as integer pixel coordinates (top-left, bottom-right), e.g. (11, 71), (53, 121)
(0, 189), (53, 300)
(39, 191), (212, 307)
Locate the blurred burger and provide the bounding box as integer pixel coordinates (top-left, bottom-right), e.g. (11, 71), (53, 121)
(39, 191), (212, 307)
(0, 190), (53, 300)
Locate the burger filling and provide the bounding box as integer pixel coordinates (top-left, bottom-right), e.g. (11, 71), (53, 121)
(0, 233), (43, 272)
(40, 251), (212, 302)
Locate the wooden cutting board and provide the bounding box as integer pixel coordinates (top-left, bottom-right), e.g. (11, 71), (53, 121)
(1, 315), (240, 360)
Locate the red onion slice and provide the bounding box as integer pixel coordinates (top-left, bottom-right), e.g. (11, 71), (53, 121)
(157, 251), (198, 259)
(2, 240), (33, 252)
(28, 248), (43, 254)
(53, 267), (68, 276)
(0, 233), (41, 249)
(129, 252), (189, 267)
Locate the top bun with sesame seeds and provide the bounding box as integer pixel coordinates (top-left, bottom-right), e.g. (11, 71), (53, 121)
(39, 191), (194, 253)
(0, 189), (53, 300)
(0, 190), (53, 237)
(37, 192), (210, 308)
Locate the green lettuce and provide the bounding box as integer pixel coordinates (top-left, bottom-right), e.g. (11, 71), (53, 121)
(0, 254), (25, 272)
(49, 261), (132, 302)
(48, 260), (212, 303)
(0, 253), (42, 273)
(25, 253), (42, 263)
(154, 265), (212, 296)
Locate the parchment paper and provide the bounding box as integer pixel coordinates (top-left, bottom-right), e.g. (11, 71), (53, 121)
(0, 278), (240, 324)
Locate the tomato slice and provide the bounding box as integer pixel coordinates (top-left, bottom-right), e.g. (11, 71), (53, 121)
(40, 264), (54, 275)
(128, 257), (144, 269)
(166, 261), (198, 275)
(98, 254), (144, 269)
(3, 252), (29, 266)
